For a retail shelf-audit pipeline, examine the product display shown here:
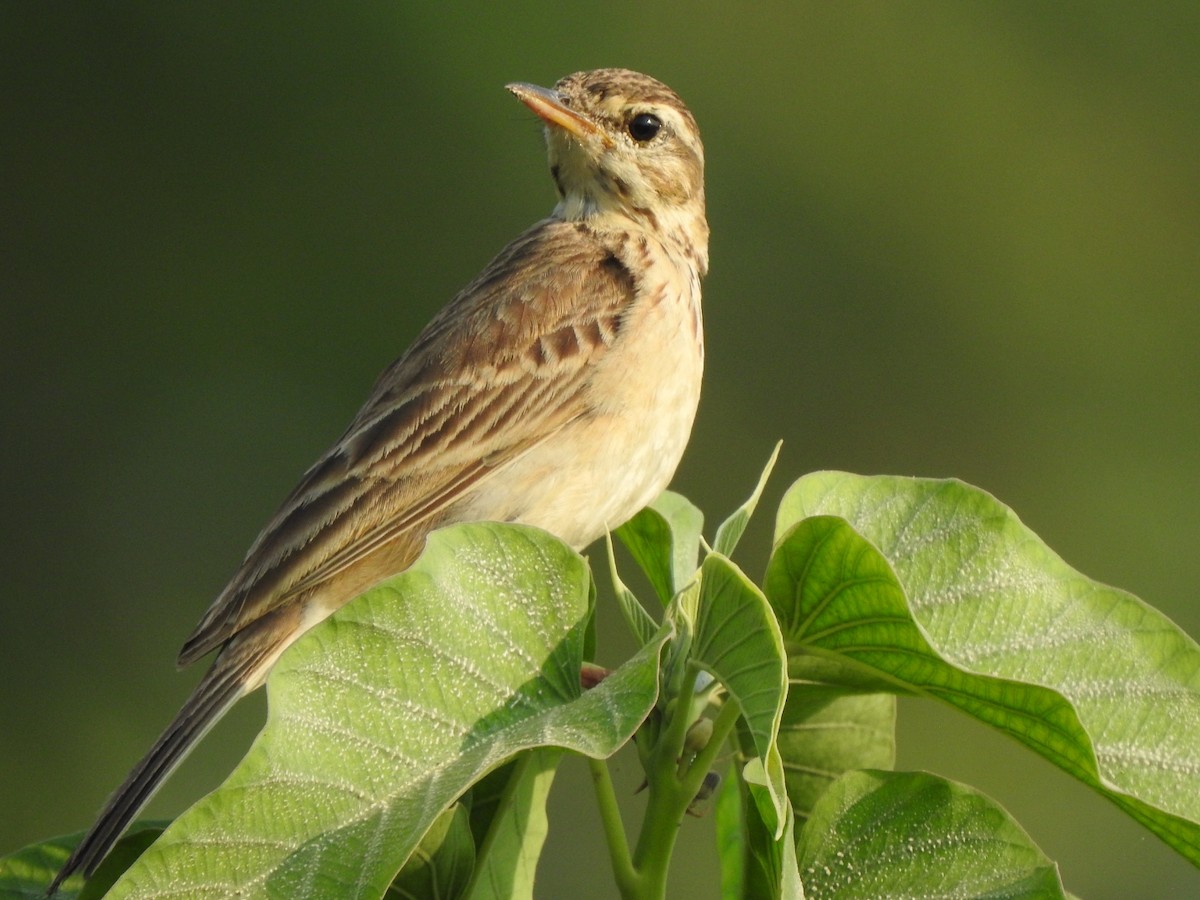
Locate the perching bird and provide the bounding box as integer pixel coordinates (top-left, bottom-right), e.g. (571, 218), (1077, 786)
(50, 67), (707, 893)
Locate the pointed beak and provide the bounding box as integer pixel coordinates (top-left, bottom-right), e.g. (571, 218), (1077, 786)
(506, 82), (601, 140)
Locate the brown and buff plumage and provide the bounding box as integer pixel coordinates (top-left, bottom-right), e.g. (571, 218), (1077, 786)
(50, 67), (707, 893)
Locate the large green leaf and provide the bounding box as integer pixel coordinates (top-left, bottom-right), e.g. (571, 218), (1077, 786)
(778, 657), (894, 822)
(384, 803), (474, 900)
(772, 472), (1200, 865)
(0, 824), (165, 900)
(103, 523), (666, 899)
(463, 748), (561, 900)
(797, 770), (1067, 898)
(615, 491), (704, 605)
(686, 553), (788, 834)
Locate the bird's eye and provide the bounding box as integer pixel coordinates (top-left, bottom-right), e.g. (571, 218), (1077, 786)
(627, 112), (662, 142)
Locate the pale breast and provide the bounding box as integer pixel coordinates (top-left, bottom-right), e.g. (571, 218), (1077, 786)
(455, 232), (704, 550)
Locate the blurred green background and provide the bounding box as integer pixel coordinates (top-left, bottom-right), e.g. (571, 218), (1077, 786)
(4, 3), (1199, 897)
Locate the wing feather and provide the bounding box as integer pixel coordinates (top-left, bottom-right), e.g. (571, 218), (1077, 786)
(178, 219), (635, 665)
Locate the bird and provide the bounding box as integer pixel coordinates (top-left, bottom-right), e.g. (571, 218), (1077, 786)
(49, 66), (708, 893)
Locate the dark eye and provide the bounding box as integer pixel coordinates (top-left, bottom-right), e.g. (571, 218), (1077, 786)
(628, 112), (662, 142)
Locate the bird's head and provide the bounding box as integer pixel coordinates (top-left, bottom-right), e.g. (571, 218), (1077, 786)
(508, 68), (708, 272)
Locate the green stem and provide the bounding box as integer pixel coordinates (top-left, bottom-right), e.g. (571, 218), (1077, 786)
(658, 662), (703, 777)
(682, 695), (742, 798)
(594, 665), (747, 899)
(623, 663), (719, 900)
(628, 778), (686, 900)
(587, 756), (638, 898)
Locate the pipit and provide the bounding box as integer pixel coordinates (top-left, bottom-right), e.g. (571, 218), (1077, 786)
(50, 67), (707, 892)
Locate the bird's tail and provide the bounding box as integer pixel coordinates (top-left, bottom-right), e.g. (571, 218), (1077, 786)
(46, 640), (267, 896)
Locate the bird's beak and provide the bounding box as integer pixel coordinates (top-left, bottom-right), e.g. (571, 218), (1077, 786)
(506, 82), (600, 140)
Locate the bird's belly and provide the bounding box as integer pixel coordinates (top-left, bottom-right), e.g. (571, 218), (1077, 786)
(457, 284), (703, 549)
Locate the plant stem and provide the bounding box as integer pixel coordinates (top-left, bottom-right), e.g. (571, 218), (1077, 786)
(683, 694), (742, 797)
(616, 664), (707, 899)
(591, 665), (747, 900)
(587, 756), (638, 898)
(658, 663), (703, 777)
(627, 778), (684, 900)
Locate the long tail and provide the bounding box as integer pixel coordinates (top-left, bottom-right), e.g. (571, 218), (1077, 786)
(47, 642), (265, 895)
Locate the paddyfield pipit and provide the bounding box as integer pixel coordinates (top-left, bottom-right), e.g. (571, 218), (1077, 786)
(51, 67), (708, 891)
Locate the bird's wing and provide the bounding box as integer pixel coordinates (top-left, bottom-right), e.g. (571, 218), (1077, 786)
(178, 220), (636, 666)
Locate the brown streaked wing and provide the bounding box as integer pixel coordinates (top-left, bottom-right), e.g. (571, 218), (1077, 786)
(178, 219), (635, 666)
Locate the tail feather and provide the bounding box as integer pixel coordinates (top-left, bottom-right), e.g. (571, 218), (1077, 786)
(47, 655), (253, 896)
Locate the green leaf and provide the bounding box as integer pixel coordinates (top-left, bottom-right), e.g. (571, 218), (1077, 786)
(779, 657), (895, 823)
(464, 748), (561, 900)
(0, 823), (166, 900)
(688, 554), (788, 835)
(464, 759), (519, 850)
(741, 471), (896, 827)
(615, 491), (704, 605)
(712, 441), (782, 557)
(772, 472), (1200, 865)
(797, 770), (1067, 898)
(385, 804), (474, 900)
(714, 764), (746, 899)
(774, 804), (804, 900)
(605, 532), (660, 646)
(76, 825), (166, 900)
(0, 833), (87, 900)
(716, 767), (803, 900)
(582, 572), (597, 664)
(106, 523), (668, 899)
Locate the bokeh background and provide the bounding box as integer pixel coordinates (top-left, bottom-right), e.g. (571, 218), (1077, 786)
(4, 3), (1199, 897)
